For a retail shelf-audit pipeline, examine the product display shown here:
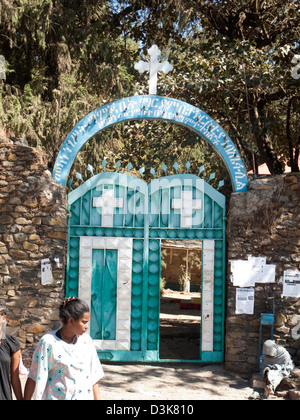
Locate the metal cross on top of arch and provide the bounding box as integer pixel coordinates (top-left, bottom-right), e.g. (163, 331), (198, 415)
(53, 94), (248, 192)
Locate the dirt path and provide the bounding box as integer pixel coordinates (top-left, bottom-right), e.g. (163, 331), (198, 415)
(19, 290), (257, 400)
(159, 289), (201, 360)
(99, 290), (254, 400)
(19, 363), (254, 400)
(99, 362), (254, 400)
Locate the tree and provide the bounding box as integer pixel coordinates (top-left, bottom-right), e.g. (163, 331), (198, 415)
(0, 0), (139, 165)
(287, 95), (300, 172)
(116, 0), (300, 174)
(0, 0), (299, 177)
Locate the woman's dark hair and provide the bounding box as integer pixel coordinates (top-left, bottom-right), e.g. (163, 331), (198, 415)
(59, 297), (90, 325)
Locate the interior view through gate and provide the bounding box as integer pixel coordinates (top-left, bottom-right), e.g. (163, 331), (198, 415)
(159, 239), (203, 360)
(66, 171), (226, 363)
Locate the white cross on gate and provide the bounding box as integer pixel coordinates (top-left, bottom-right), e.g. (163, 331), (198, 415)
(172, 190), (202, 228)
(93, 188), (124, 227)
(134, 45), (173, 95)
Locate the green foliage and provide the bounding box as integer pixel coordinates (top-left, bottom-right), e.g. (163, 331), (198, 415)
(0, 0), (299, 180)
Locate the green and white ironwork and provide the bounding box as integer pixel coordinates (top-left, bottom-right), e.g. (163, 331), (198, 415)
(66, 170), (226, 363)
(53, 95), (248, 192)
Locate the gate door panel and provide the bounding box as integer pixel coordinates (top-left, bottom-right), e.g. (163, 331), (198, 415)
(67, 172), (225, 363)
(79, 237), (133, 351)
(149, 175), (225, 362)
(91, 248), (118, 341)
(67, 173), (149, 361)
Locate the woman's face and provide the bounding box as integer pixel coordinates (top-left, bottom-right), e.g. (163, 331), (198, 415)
(70, 312), (90, 336)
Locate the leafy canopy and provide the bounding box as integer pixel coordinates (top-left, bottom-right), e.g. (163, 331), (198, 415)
(0, 0), (299, 187)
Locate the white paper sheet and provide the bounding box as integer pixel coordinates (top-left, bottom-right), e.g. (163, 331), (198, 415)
(231, 260), (255, 287)
(282, 270), (300, 297)
(0, 315), (6, 340)
(41, 258), (53, 285)
(248, 256), (266, 282)
(235, 288), (255, 314)
(231, 257), (276, 286)
(259, 264), (276, 283)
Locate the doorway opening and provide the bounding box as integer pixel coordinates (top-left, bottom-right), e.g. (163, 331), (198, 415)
(159, 240), (202, 360)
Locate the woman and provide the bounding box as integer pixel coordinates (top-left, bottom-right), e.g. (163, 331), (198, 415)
(24, 297), (104, 400)
(0, 302), (23, 400)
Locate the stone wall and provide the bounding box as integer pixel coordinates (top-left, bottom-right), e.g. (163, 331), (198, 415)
(225, 173), (300, 373)
(0, 138), (68, 364)
(2, 135), (300, 373)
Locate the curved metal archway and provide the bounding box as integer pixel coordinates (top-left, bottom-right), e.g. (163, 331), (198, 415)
(53, 95), (248, 192)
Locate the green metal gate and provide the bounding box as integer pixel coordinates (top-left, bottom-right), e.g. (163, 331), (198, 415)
(66, 171), (225, 363)
(91, 248), (118, 341)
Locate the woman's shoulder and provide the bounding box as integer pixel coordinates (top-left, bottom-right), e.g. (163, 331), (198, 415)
(38, 330), (59, 345)
(5, 334), (21, 353)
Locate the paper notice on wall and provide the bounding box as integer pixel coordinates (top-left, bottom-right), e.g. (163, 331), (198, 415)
(248, 256), (266, 280)
(41, 258), (53, 285)
(282, 270), (300, 298)
(231, 260), (255, 287)
(54, 257), (60, 268)
(231, 257), (275, 286)
(0, 315), (6, 341)
(260, 264), (276, 284)
(235, 288), (255, 314)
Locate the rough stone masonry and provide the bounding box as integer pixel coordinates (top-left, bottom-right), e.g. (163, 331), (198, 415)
(0, 137), (67, 364)
(225, 174), (300, 373)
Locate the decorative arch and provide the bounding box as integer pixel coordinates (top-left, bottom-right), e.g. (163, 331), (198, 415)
(53, 95), (248, 192)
